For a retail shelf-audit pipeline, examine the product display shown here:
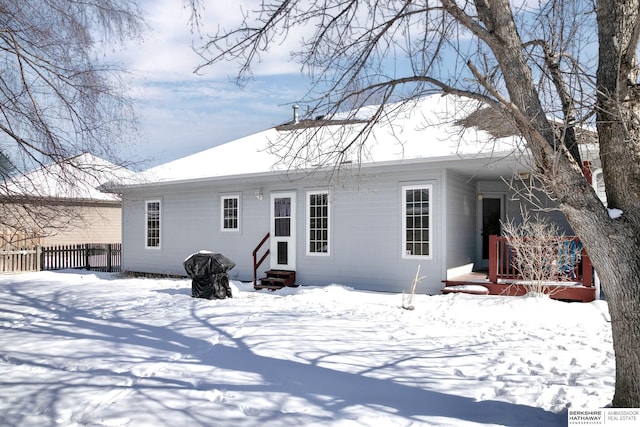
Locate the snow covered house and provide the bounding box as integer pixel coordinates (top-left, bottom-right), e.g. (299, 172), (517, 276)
(1, 153), (132, 247)
(107, 94), (601, 298)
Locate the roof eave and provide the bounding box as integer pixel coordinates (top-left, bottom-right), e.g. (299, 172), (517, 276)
(107, 149), (524, 192)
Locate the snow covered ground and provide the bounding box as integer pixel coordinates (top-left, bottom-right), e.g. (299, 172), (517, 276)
(0, 271), (614, 426)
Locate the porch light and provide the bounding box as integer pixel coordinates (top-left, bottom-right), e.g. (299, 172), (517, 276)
(255, 189), (264, 200)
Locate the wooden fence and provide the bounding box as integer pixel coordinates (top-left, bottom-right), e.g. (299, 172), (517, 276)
(0, 247), (41, 273)
(0, 243), (121, 274)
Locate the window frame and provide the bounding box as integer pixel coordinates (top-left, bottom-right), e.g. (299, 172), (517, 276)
(220, 194), (241, 232)
(145, 199), (161, 249)
(306, 190), (330, 256)
(402, 185), (433, 259)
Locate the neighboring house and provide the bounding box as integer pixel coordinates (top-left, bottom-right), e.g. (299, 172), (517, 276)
(107, 94), (601, 295)
(0, 153), (132, 248)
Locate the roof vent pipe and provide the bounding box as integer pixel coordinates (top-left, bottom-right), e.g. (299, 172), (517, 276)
(293, 104), (299, 124)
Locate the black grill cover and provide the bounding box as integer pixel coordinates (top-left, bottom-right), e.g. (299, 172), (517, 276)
(183, 252), (236, 299)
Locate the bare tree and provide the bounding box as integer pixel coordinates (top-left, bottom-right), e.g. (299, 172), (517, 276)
(0, 1), (144, 243)
(188, 0), (640, 406)
(501, 211), (581, 296)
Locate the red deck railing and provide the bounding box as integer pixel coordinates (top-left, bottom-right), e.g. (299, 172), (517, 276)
(488, 235), (593, 287)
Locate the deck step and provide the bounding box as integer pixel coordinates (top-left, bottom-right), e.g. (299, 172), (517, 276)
(441, 278), (596, 302)
(253, 283), (288, 291)
(255, 270), (297, 290)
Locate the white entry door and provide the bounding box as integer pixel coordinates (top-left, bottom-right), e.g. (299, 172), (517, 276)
(270, 192), (296, 270)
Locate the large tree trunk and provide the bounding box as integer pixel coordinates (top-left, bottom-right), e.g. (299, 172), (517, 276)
(477, 0), (640, 406)
(563, 209), (640, 407)
(593, 0), (640, 407)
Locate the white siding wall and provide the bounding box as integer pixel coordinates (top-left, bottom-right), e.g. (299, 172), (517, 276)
(443, 170), (477, 272)
(122, 184), (272, 280)
(122, 168), (577, 293)
(294, 168), (444, 294)
(122, 166), (448, 293)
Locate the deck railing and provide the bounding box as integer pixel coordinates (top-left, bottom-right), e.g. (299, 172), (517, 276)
(488, 235), (593, 287)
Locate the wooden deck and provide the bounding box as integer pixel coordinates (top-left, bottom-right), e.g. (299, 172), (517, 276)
(442, 235), (597, 302)
(442, 271), (596, 302)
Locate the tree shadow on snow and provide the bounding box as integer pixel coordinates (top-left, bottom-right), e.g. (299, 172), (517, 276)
(187, 305), (565, 427)
(0, 281), (565, 427)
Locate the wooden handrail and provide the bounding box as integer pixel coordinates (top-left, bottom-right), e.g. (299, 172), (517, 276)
(487, 235), (593, 287)
(253, 232), (270, 285)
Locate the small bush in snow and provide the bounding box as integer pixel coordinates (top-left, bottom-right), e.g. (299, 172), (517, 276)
(501, 213), (581, 297)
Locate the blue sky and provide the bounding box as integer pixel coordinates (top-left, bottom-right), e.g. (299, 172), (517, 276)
(115, 0), (552, 170)
(114, 0), (312, 169)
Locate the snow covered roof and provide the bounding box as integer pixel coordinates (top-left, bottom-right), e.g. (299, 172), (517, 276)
(128, 94), (524, 186)
(120, 93), (599, 189)
(2, 153), (134, 202)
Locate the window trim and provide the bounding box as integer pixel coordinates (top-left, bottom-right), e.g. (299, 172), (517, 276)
(220, 194), (241, 232)
(306, 190), (330, 256)
(401, 184), (433, 259)
(592, 168), (607, 205)
(145, 199), (161, 250)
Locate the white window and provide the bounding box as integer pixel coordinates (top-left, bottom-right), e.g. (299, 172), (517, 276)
(221, 195), (240, 231)
(402, 185), (432, 258)
(307, 191), (329, 255)
(145, 200), (161, 249)
(593, 169), (607, 205)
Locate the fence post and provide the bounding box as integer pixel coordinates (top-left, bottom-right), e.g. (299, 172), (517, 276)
(83, 244), (90, 270)
(105, 244), (111, 272)
(36, 246), (42, 271)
